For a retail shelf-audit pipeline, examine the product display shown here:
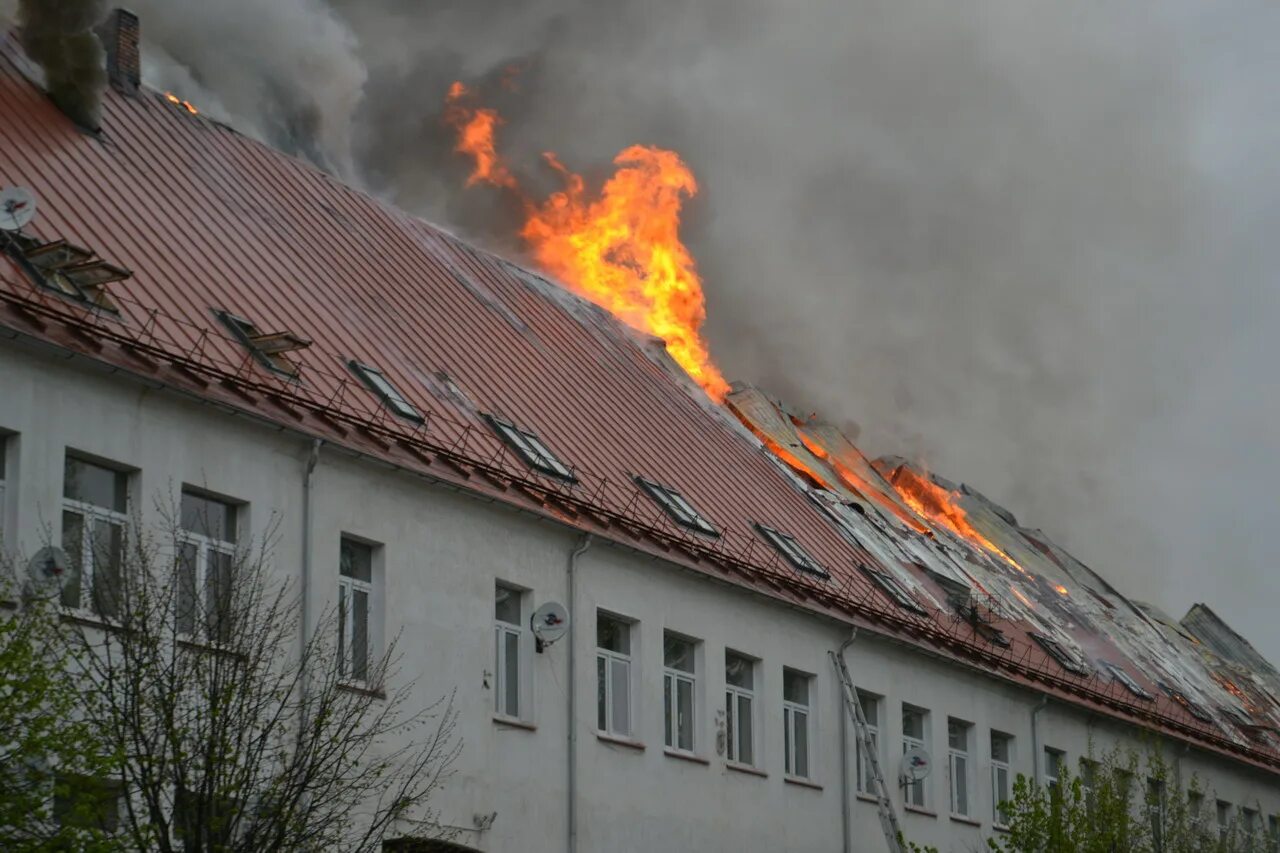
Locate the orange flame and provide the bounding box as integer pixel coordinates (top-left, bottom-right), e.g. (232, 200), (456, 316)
(888, 466), (1028, 574)
(443, 82), (730, 401)
(164, 92), (198, 115)
(1054, 584), (1069, 597)
(796, 429), (930, 533)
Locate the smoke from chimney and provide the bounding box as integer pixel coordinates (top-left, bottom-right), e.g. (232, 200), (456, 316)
(17, 0), (108, 129)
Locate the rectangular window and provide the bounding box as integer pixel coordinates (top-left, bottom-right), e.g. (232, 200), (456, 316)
(860, 564), (926, 615)
(54, 774), (123, 834)
(856, 691), (881, 795)
(1043, 747), (1065, 791)
(1080, 759), (1100, 813)
(635, 477), (719, 537)
(176, 489), (238, 641)
(783, 669), (812, 779)
(349, 360), (423, 423)
(1189, 791), (1205, 835)
(725, 651), (756, 766)
(216, 310), (310, 377)
(1243, 808), (1260, 848)
(596, 613), (632, 737)
(1148, 778), (1165, 852)
(902, 705), (929, 808)
(663, 633), (696, 753)
(1219, 801), (1233, 843)
(337, 538), (375, 683)
(1268, 814), (1277, 853)
(61, 455), (129, 617)
(755, 524), (829, 578)
(1029, 633), (1089, 676)
(1104, 661), (1153, 700)
(991, 731), (1013, 827)
(947, 718), (972, 817)
(494, 583), (524, 718)
(485, 415), (575, 481)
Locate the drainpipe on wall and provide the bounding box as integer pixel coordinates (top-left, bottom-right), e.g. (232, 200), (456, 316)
(300, 439), (323, 686)
(837, 631), (858, 853)
(566, 533), (593, 853)
(1030, 694), (1050, 788)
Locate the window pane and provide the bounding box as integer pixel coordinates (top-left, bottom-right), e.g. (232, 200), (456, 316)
(677, 678), (694, 751)
(794, 710), (809, 778)
(596, 656), (608, 730)
(726, 653), (753, 688)
(495, 584), (521, 624)
(664, 673), (673, 747)
(991, 732), (1010, 763)
(339, 584), (349, 677)
(948, 720), (967, 750)
(205, 548), (234, 641)
(61, 509), (84, 609)
(725, 691), (736, 760)
(353, 587), (369, 681)
(597, 614), (629, 654)
(176, 542), (198, 635)
(340, 538), (373, 582)
(503, 628), (519, 716)
(664, 634), (694, 672)
(784, 707), (792, 772)
(180, 490), (236, 542)
(859, 692), (878, 727)
(610, 657), (630, 736)
(737, 695), (753, 765)
(54, 774), (121, 832)
(903, 708), (924, 739)
(64, 456), (127, 512)
(953, 753), (968, 814)
(784, 670), (809, 705)
(90, 518), (124, 618)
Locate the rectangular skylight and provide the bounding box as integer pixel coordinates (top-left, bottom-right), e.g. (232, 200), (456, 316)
(859, 563), (925, 614)
(1102, 661), (1153, 701)
(349, 360), (422, 423)
(216, 310), (310, 377)
(755, 523), (829, 578)
(636, 477), (718, 537)
(1158, 682), (1214, 723)
(486, 415), (575, 482)
(1029, 633), (1090, 676)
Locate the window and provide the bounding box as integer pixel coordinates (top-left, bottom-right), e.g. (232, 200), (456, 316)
(349, 361), (423, 423)
(486, 415), (575, 481)
(62, 455), (129, 616)
(1158, 682), (1214, 723)
(991, 731), (1013, 827)
(596, 613), (632, 737)
(1029, 633), (1089, 676)
(54, 774), (123, 833)
(725, 651), (756, 765)
(1243, 808), (1260, 849)
(0, 434), (8, 543)
(339, 538), (375, 683)
(856, 691), (881, 795)
(860, 564), (926, 614)
(1080, 759), (1100, 813)
(635, 477), (718, 537)
(176, 489), (238, 641)
(1103, 661), (1153, 700)
(947, 718), (972, 817)
(1148, 778), (1165, 852)
(216, 310), (311, 377)
(902, 705), (929, 808)
(494, 583), (524, 718)
(783, 669), (812, 779)
(12, 238), (129, 311)
(1043, 747), (1065, 791)
(1188, 791), (1205, 836)
(1268, 814), (1278, 853)
(1219, 801), (1233, 843)
(663, 633), (696, 753)
(755, 524), (828, 578)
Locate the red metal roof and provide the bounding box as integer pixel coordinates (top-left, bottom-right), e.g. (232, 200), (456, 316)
(1, 35), (1277, 775)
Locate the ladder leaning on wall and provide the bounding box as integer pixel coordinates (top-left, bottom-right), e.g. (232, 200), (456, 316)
(830, 643), (905, 853)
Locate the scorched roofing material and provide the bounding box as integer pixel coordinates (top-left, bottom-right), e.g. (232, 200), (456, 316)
(0, 34), (1277, 775)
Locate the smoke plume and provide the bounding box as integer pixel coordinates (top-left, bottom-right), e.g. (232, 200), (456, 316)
(16, 0), (107, 129)
(7, 1), (1279, 659)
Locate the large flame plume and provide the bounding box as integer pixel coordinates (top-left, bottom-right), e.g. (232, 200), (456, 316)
(443, 82), (730, 400)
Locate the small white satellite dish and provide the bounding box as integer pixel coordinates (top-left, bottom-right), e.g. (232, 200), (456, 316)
(0, 186), (37, 232)
(26, 546), (71, 598)
(901, 746), (933, 784)
(531, 601), (569, 652)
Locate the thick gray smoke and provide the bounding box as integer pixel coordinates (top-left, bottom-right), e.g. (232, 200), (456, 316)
(16, 0), (107, 129)
(8, 1), (1278, 659)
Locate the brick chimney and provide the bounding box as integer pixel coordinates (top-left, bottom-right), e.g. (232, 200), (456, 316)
(97, 9), (140, 96)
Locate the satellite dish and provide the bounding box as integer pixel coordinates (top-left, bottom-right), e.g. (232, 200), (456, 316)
(0, 186), (37, 231)
(901, 746), (933, 783)
(531, 601), (569, 652)
(26, 546), (72, 598)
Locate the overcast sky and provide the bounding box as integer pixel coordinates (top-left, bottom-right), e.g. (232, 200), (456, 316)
(10, 0), (1276, 660)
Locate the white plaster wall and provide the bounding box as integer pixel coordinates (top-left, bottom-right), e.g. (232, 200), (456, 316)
(2, 339), (1279, 853)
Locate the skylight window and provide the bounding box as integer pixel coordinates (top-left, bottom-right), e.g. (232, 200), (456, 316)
(1102, 661), (1153, 701)
(485, 415), (575, 482)
(755, 523), (828, 578)
(4, 236), (131, 311)
(1029, 633), (1089, 676)
(348, 361), (422, 423)
(635, 477), (718, 537)
(859, 563), (925, 614)
(1157, 682), (1214, 723)
(216, 310), (311, 377)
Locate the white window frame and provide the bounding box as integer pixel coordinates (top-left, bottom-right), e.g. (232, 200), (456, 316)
(783, 669), (812, 780)
(755, 523), (828, 578)
(176, 491), (238, 643)
(947, 719), (972, 818)
(725, 652), (757, 767)
(349, 360), (423, 423)
(856, 692), (881, 795)
(596, 614), (633, 738)
(488, 415), (575, 481)
(902, 705), (929, 809)
(494, 583), (526, 720)
(636, 477), (718, 537)
(663, 633), (697, 754)
(991, 732), (1013, 828)
(1043, 747), (1065, 791)
(339, 538), (376, 685)
(61, 457), (129, 617)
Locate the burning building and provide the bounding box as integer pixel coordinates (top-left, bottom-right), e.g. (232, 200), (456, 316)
(0, 10), (1278, 851)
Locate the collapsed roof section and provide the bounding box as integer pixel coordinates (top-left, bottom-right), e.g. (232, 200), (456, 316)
(0, 31), (1277, 774)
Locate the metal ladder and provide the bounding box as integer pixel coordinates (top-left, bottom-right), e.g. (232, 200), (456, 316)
(830, 645), (904, 853)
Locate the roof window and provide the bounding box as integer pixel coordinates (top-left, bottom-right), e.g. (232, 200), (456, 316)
(485, 415), (575, 482)
(635, 477), (718, 537)
(5, 236), (130, 311)
(1029, 632), (1090, 676)
(1102, 661), (1153, 701)
(755, 523), (828, 578)
(348, 361), (423, 423)
(216, 310), (311, 377)
(859, 563), (925, 613)
(1157, 682), (1214, 723)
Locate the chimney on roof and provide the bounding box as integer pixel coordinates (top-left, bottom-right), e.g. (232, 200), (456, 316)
(96, 9), (140, 97)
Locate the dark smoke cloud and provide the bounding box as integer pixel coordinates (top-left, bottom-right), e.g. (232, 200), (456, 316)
(16, 0), (107, 129)
(9, 1), (1278, 660)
